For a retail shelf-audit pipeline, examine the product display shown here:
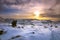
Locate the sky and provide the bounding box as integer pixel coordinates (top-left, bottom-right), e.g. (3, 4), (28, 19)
(0, 0), (60, 20)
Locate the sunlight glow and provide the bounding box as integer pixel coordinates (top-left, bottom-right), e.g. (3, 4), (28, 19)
(34, 10), (40, 19)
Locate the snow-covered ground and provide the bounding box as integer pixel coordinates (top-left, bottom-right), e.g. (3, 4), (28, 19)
(0, 20), (60, 40)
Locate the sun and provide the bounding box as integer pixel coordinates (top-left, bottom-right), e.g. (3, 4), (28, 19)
(34, 10), (40, 19)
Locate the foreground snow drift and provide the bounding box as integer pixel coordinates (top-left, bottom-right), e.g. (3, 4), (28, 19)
(0, 22), (60, 40)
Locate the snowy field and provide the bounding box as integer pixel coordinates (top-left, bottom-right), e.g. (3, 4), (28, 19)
(0, 20), (60, 40)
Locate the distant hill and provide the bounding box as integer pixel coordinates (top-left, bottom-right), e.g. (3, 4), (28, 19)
(0, 17), (60, 23)
(0, 17), (6, 23)
(0, 17), (13, 23)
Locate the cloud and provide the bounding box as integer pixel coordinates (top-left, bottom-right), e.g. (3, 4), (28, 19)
(56, 0), (60, 4)
(0, 0), (60, 19)
(0, 0), (56, 11)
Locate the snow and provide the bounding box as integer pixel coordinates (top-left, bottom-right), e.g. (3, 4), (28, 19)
(0, 21), (60, 40)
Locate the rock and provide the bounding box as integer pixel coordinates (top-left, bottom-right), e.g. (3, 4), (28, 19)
(11, 35), (21, 39)
(44, 26), (48, 28)
(11, 20), (17, 27)
(21, 27), (24, 28)
(0, 29), (4, 35)
(17, 26), (20, 28)
(55, 26), (58, 28)
(32, 32), (35, 34)
(0, 29), (7, 35)
(9, 35), (22, 40)
(50, 25), (53, 27)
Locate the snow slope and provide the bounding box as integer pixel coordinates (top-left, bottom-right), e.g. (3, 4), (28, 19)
(0, 22), (60, 40)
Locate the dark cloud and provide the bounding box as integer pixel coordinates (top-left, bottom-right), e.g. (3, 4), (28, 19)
(0, 0), (32, 11)
(41, 14), (60, 18)
(56, 0), (60, 4)
(0, 0), (31, 5)
(41, 5), (60, 18)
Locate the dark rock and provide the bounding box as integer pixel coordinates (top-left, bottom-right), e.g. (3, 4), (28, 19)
(32, 32), (35, 34)
(11, 20), (17, 27)
(21, 27), (24, 28)
(0, 29), (7, 35)
(11, 35), (21, 39)
(0, 29), (4, 35)
(44, 26), (48, 28)
(50, 25), (53, 27)
(17, 26), (20, 28)
(55, 26), (58, 28)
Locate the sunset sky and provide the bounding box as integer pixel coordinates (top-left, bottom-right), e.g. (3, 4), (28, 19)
(0, 0), (60, 20)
